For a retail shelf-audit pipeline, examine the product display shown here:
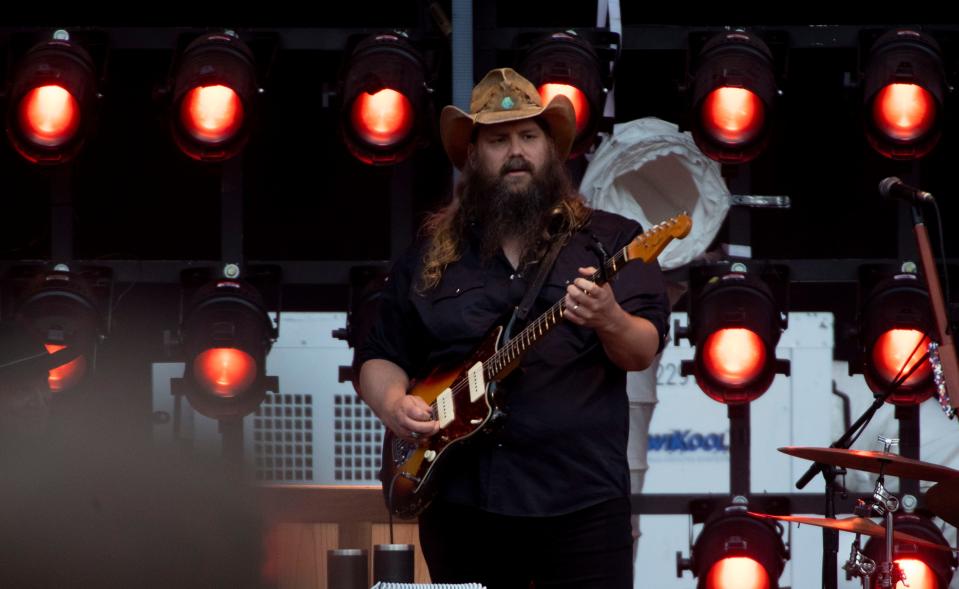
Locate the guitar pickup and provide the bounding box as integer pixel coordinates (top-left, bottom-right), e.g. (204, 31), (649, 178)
(467, 362), (486, 402)
(436, 388), (454, 428)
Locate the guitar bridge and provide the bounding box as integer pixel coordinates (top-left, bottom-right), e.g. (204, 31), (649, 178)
(391, 438), (416, 466)
(400, 472), (422, 484)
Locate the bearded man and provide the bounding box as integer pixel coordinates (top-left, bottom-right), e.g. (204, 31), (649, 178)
(356, 68), (670, 589)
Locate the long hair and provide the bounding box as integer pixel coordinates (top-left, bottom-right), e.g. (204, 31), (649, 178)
(417, 143), (590, 292)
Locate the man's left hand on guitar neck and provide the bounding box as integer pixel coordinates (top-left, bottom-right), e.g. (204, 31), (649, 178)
(564, 266), (661, 372)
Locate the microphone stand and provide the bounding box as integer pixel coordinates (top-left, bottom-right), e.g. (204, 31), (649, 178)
(794, 354), (927, 589)
(910, 204), (959, 409)
(0, 344), (87, 381)
(797, 181), (954, 589)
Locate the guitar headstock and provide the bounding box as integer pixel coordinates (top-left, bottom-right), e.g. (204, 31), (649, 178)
(625, 213), (693, 263)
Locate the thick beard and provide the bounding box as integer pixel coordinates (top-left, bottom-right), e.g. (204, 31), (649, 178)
(459, 151), (570, 263)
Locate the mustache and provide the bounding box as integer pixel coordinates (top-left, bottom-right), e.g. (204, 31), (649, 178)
(500, 157), (533, 175)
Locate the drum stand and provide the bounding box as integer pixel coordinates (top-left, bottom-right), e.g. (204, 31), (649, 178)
(843, 438), (906, 589)
(796, 357), (927, 589)
(842, 534), (876, 589)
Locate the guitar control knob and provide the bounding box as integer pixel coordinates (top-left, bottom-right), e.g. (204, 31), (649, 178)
(423, 450), (437, 462)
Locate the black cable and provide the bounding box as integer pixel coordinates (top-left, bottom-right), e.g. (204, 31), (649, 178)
(386, 470), (403, 545)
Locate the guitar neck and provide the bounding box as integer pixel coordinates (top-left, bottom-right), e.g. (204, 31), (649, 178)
(483, 244), (631, 382)
(481, 212), (691, 383)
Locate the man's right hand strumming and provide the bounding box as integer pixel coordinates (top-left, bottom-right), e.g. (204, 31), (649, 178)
(358, 358), (439, 440)
(385, 394), (440, 441)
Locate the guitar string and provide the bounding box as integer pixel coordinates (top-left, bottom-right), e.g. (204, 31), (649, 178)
(423, 220), (681, 414)
(428, 259), (615, 411)
(423, 237), (642, 414)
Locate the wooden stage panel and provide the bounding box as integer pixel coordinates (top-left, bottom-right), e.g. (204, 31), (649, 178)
(260, 486), (430, 588)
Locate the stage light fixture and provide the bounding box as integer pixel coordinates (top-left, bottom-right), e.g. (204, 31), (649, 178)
(171, 31), (258, 161)
(678, 265), (789, 404)
(176, 278), (278, 420)
(861, 512), (955, 589)
(678, 501), (789, 589)
(863, 29), (947, 160)
(854, 267), (936, 404)
(689, 30), (777, 164)
(517, 30), (611, 158)
(6, 31), (97, 164)
(339, 32), (430, 165)
(14, 268), (102, 394)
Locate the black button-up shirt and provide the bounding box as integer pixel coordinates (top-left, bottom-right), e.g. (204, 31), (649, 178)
(356, 210), (670, 516)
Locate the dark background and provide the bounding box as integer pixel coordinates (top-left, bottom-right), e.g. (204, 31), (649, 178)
(1, 3), (957, 421)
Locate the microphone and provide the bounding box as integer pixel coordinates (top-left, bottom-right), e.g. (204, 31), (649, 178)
(879, 176), (934, 203)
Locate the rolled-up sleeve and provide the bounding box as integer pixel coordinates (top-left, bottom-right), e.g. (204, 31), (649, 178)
(610, 221), (671, 355)
(354, 247), (430, 377)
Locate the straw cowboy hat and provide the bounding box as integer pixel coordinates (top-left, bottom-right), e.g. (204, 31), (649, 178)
(440, 68), (576, 170)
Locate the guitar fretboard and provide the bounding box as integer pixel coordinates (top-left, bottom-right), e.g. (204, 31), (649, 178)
(483, 243), (632, 381)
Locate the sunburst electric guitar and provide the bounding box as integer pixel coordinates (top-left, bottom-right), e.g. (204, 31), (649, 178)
(380, 213), (692, 518)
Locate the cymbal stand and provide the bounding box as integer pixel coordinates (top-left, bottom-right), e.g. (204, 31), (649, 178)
(841, 533), (876, 589)
(856, 440), (904, 589)
(795, 359), (927, 589)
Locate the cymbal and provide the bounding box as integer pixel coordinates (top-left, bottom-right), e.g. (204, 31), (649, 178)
(927, 478), (959, 528)
(747, 512), (954, 552)
(779, 446), (959, 482)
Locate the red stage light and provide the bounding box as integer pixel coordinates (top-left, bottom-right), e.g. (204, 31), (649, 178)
(872, 83), (935, 142)
(861, 513), (953, 588)
(862, 30), (946, 159)
(684, 270), (787, 405)
(339, 32), (430, 165)
(177, 278), (277, 420)
(689, 31), (776, 163)
(704, 556), (771, 589)
(702, 328), (767, 386)
(685, 507), (788, 588)
(539, 83), (591, 137)
(700, 87), (765, 145)
(7, 36), (98, 164)
(871, 328), (932, 388)
(350, 88), (414, 147)
(18, 85), (81, 147)
(180, 85), (244, 144)
(890, 558), (937, 589)
(44, 343), (87, 393)
(192, 348), (257, 398)
(169, 32), (258, 161)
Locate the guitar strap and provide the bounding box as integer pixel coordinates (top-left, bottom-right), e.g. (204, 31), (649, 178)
(513, 215), (586, 324)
